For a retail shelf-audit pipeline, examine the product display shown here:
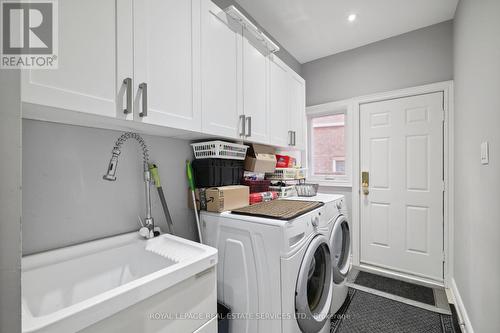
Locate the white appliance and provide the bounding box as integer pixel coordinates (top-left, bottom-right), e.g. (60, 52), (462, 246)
(285, 194), (352, 314)
(201, 204), (333, 333)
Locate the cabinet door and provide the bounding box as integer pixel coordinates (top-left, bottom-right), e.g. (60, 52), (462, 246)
(242, 31), (269, 143)
(133, 0), (201, 131)
(201, 0), (243, 138)
(269, 56), (289, 147)
(289, 73), (306, 150)
(22, 0), (132, 119)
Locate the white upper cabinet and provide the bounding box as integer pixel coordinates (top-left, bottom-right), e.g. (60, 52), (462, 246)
(133, 0), (201, 131)
(269, 56), (290, 147)
(20, 0), (306, 148)
(288, 71), (306, 150)
(242, 31), (270, 143)
(200, 1), (243, 138)
(22, 0), (133, 119)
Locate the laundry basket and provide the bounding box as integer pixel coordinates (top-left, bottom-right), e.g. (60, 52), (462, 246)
(191, 141), (248, 160)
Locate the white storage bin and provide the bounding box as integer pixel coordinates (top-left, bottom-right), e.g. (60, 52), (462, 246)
(269, 186), (297, 198)
(265, 168), (306, 180)
(191, 141), (248, 160)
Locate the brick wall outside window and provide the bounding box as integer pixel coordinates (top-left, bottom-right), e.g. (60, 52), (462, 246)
(311, 114), (346, 175)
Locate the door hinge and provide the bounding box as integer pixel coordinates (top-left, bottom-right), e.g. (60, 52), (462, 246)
(442, 251), (446, 262)
(441, 180), (446, 192)
(441, 109), (446, 122)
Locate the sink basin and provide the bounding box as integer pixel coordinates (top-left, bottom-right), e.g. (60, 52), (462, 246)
(22, 233), (218, 333)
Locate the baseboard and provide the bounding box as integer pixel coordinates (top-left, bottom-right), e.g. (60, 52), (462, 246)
(450, 278), (474, 333)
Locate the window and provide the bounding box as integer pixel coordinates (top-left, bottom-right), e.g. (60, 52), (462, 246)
(332, 159), (346, 174)
(308, 109), (350, 185)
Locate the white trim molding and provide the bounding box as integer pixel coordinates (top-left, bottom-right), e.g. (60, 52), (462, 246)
(348, 81), (454, 287)
(450, 278), (474, 333)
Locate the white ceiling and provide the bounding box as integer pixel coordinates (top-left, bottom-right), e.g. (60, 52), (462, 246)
(235, 0), (458, 63)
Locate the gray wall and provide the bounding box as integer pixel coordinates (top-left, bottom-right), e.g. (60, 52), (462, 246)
(22, 120), (197, 255)
(453, 1), (500, 332)
(0, 70), (22, 332)
(302, 20), (453, 105)
(212, 0), (302, 75)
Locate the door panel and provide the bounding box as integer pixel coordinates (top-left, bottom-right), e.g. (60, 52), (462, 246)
(242, 31), (269, 143)
(288, 73), (306, 149)
(360, 92), (444, 281)
(201, 1), (243, 138)
(22, 0), (132, 119)
(133, 0), (201, 131)
(269, 57), (289, 147)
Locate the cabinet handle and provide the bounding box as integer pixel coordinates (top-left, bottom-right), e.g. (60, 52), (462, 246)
(123, 78), (132, 114)
(292, 131), (296, 146)
(239, 115), (246, 136)
(139, 83), (148, 118)
(246, 116), (252, 137)
(288, 130), (293, 146)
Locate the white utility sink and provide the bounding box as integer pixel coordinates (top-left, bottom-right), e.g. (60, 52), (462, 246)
(22, 233), (218, 333)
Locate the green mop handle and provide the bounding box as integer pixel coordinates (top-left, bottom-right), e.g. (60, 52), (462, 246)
(149, 164), (161, 188)
(186, 160), (203, 243)
(186, 160), (196, 191)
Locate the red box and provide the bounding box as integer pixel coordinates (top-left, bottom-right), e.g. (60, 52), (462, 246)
(275, 155), (295, 168)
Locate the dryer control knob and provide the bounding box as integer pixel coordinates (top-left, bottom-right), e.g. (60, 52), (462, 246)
(336, 200), (343, 210)
(311, 216), (320, 227)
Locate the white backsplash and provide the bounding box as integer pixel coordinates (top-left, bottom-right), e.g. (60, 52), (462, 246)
(22, 119), (196, 255)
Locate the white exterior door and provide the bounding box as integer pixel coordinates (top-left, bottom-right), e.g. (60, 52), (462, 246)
(360, 92), (444, 281)
(22, 0), (132, 119)
(269, 56), (289, 147)
(133, 0), (201, 131)
(200, 0), (243, 138)
(242, 31), (269, 143)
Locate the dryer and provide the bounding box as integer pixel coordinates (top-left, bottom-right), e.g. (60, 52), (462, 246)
(201, 205), (333, 333)
(328, 197), (351, 313)
(288, 194), (352, 314)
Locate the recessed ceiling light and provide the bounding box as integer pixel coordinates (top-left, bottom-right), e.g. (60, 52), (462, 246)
(348, 14), (357, 22)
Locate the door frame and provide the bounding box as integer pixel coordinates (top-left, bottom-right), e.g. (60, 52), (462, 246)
(351, 81), (454, 287)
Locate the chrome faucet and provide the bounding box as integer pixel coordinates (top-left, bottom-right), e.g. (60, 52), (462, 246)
(103, 132), (156, 239)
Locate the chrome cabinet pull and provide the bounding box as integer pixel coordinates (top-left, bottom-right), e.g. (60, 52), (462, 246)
(292, 131), (296, 146)
(239, 115), (246, 136)
(123, 78), (132, 114)
(288, 130), (293, 145)
(246, 116), (252, 137)
(139, 83), (148, 117)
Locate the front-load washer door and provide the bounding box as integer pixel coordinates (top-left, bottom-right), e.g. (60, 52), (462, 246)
(330, 215), (352, 284)
(295, 235), (332, 333)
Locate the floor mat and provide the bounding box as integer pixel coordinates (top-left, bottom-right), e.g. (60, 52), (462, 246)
(354, 271), (435, 305)
(331, 289), (457, 333)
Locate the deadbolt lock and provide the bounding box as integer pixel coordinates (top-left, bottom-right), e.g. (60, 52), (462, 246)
(361, 171), (369, 195)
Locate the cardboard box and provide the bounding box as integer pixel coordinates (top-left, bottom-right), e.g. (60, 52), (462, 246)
(187, 188), (207, 210)
(205, 185), (249, 212)
(244, 144), (276, 173)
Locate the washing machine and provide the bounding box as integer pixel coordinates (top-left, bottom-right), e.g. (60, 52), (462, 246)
(201, 204), (333, 333)
(288, 194), (352, 314)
